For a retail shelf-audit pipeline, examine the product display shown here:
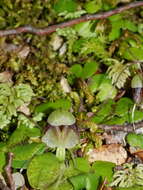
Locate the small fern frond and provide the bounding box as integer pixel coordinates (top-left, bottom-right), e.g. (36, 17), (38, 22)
(107, 59), (130, 89)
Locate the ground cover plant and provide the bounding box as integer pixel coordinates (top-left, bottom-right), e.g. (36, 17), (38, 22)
(1, 0), (143, 190)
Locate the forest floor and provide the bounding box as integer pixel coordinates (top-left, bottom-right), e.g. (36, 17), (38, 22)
(0, 0), (143, 190)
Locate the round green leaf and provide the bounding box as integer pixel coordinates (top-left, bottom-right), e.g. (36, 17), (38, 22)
(54, 0), (77, 13)
(70, 64), (82, 78)
(126, 133), (143, 149)
(92, 161), (115, 182)
(74, 21), (96, 38)
(27, 153), (61, 190)
(115, 98), (133, 116)
(74, 157), (90, 173)
(81, 61), (98, 79)
(84, 1), (101, 13)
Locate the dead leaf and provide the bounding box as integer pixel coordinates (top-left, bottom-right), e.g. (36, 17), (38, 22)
(86, 144), (127, 165)
(59, 43), (67, 56)
(60, 76), (71, 93)
(18, 46), (30, 59)
(130, 147), (143, 161)
(0, 71), (13, 83)
(134, 151), (143, 161)
(103, 132), (127, 145)
(50, 34), (63, 51)
(17, 103), (30, 115)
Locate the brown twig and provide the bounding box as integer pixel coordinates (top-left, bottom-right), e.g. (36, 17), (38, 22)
(0, 1), (143, 37)
(0, 179), (10, 190)
(5, 152), (15, 190)
(99, 121), (143, 132)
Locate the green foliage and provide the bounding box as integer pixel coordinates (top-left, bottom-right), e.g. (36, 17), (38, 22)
(11, 143), (46, 169)
(1, 1), (143, 189)
(54, 0), (77, 13)
(92, 161), (115, 182)
(72, 37), (108, 58)
(110, 163), (143, 187)
(115, 98), (133, 116)
(0, 151), (6, 172)
(57, 181), (73, 190)
(64, 158), (91, 179)
(0, 0), (53, 28)
(56, 27), (77, 39)
(84, 0), (102, 13)
(81, 61), (98, 79)
(0, 83), (34, 129)
(69, 173), (100, 190)
(18, 113), (44, 128)
(64, 158), (115, 190)
(73, 158), (91, 173)
(126, 133), (143, 149)
(27, 153), (62, 190)
(107, 59), (130, 89)
(58, 10), (86, 19)
(91, 97), (143, 125)
(74, 21), (97, 38)
(70, 61), (98, 79)
(88, 74), (106, 93)
(118, 38), (143, 61)
(7, 124), (41, 147)
(88, 74), (117, 102)
(108, 14), (137, 41)
(96, 82), (117, 102)
(70, 64), (83, 78)
(35, 99), (71, 113)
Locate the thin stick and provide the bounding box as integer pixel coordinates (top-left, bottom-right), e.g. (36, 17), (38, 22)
(131, 103), (136, 131)
(0, 178), (10, 190)
(0, 1), (143, 37)
(5, 152), (15, 190)
(99, 120), (143, 132)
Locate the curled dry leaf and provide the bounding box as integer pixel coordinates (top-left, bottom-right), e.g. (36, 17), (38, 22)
(59, 43), (67, 56)
(17, 103), (30, 115)
(86, 144), (127, 165)
(60, 76), (71, 93)
(0, 71), (13, 83)
(129, 147), (143, 161)
(18, 46), (30, 59)
(50, 34), (63, 51)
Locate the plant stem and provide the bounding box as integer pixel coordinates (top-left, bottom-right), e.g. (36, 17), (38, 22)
(5, 152), (15, 190)
(56, 147), (66, 162)
(0, 1), (143, 37)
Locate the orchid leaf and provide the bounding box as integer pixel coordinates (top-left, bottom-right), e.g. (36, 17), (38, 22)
(27, 153), (61, 190)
